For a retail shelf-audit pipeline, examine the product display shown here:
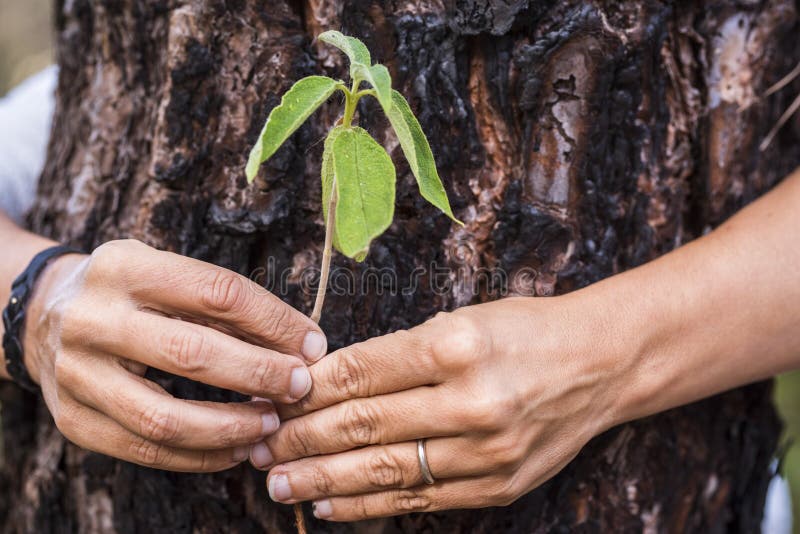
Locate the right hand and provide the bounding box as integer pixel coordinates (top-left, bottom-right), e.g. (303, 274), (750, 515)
(21, 239), (327, 472)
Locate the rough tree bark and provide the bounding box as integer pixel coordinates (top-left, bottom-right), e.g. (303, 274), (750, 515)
(1, 0), (798, 532)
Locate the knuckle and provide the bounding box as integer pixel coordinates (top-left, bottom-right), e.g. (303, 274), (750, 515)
(333, 349), (370, 398)
(59, 299), (95, 346)
(309, 464), (335, 495)
(341, 402), (379, 447)
(483, 435), (525, 470)
(253, 356), (278, 394)
(217, 417), (249, 448)
(392, 489), (431, 513)
(352, 495), (370, 519)
(87, 240), (135, 280)
(258, 303), (299, 343)
(201, 269), (248, 314)
(283, 420), (315, 457)
(365, 450), (404, 489)
(52, 352), (80, 389)
(492, 479), (522, 507)
(163, 328), (207, 374)
(469, 398), (501, 432)
(129, 437), (172, 468)
(430, 312), (487, 370)
(136, 405), (180, 443)
(393, 328), (437, 372)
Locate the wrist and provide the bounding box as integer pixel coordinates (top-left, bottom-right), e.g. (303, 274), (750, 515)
(21, 252), (86, 385)
(582, 257), (704, 431)
(559, 275), (660, 434)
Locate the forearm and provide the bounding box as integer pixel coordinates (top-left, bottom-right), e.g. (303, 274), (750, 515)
(0, 211), (56, 379)
(594, 168), (800, 426)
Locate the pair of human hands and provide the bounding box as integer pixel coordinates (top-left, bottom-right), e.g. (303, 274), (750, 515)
(24, 239), (620, 520)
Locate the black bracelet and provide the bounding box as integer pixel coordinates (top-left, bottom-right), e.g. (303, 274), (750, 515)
(2, 245), (81, 392)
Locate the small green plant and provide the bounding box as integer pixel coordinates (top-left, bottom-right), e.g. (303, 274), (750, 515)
(246, 32), (461, 532)
(246, 30), (462, 326)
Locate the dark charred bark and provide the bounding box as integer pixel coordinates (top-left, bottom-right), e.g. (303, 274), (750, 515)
(1, 0), (798, 532)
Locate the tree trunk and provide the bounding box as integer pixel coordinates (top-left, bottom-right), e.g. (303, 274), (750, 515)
(2, 0), (798, 532)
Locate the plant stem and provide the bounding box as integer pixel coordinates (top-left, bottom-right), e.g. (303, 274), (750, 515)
(296, 175), (339, 534)
(310, 181), (337, 324)
(298, 82), (352, 531)
(342, 95), (356, 128)
(342, 80), (361, 128)
(293, 505), (307, 534)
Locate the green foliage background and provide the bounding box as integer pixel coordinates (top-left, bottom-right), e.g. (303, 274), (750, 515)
(775, 371), (800, 530)
(0, 2), (797, 531)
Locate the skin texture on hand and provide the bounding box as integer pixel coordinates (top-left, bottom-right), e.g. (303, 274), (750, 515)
(250, 168), (800, 521)
(0, 229), (329, 472)
(250, 296), (623, 520)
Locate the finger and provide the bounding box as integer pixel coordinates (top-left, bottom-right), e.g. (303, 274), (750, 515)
(302, 439), (569, 521)
(279, 328), (446, 418)
(59, 354), (281, 449)
(308, 477), (511, 521)
(122, 244), (326, 362)
(98, 310), (312, 402)
(52, 393), (250, 472)
(265, 437), (484, 503)
(262, 387), (458, 466)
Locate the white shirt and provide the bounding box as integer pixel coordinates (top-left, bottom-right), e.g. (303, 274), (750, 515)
(0, 66), (57, 223)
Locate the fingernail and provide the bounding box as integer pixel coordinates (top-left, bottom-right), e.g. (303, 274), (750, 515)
(251, 396), (274, 404)
(290, 367), (312, 399)
(302, 331), (327, 362)
(250, 443), (273, 470)
(233, 446), (249, 462)
(261, 412), (279, 435)
(313, 499), (332, 519)
(268, 473), (292, 502)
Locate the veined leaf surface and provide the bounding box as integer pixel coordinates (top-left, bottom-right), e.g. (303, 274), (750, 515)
(330, 127), (395, 260)
(246, 75), (338, 182)
(383, 90), (461, 224)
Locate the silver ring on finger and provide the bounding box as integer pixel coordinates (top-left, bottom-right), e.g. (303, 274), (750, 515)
(417, 438), (435, 485)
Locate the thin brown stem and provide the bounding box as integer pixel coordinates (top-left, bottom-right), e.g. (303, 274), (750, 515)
(297, 170), (339, 534)
(760, 91), (800, 151)
(765, 60), (800, 96)
(310, 181), (337, 324)
(297, 81), (350, 533)
(293, 505), (307, 534)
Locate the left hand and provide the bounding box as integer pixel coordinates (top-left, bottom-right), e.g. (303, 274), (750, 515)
(249, 295), (627, 521)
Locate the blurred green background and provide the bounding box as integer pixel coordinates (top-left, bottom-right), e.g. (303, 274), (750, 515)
(776, 371), (800, 531)
(1, 0), (798, 531)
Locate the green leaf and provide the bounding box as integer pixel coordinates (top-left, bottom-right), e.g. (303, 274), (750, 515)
(383, 90), (462, 224)
(246, 76), (339, 182)
(330, 127), (396, 260)
(352, 63), (392, 111)
(318, 30), (371, 77)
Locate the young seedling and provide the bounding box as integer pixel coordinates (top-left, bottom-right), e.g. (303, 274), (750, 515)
(245, 30), (461, 532)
